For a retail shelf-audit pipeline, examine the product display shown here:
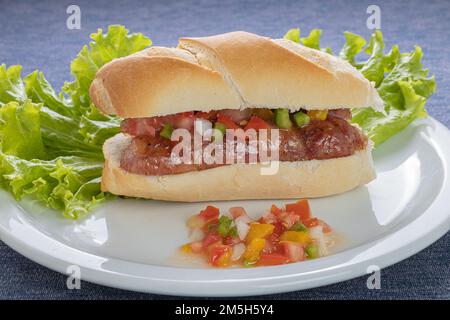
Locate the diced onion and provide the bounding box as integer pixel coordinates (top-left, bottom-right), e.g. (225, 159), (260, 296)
(187, 215), (204, 229)
(309, 226), (328, 256)
(236, 218), (250, 240)
(189, 227), (205, 242)
(231, 243), (246, 261)
(235, 214), (252, 225)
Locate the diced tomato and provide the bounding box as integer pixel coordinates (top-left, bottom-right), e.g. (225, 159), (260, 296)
(303, 217), (319, 228)
(121, 118), (157, 137)
(223, 235), (236, 245)
(285, 199), (311, 222)
(270, 204), (282, 215)
(209, 244), (232, 267)
(216, 114), (240, 129)
(199, 206), (220, 221)
(202, 232), (222, 249)
(261, 212), (277, 224)
(257, 253), (290, 266)
(195, 111), (218, 121)
(279, 211), (300, 229)
(318, 219), (332, 233)
(172, 112), (195, 130)
(280, 241), (305, 262)
(229, 207), (246, 219)
(262, 233), (279, 254)
(217, 109), (252, 123)
(244, 116), (270, 131)
(272, 221), (284, 236)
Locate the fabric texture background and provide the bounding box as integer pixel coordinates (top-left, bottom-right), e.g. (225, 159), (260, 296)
(0, 0), (449, 299)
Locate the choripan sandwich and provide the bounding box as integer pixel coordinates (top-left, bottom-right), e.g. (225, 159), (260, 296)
(89, 31), (382, 202)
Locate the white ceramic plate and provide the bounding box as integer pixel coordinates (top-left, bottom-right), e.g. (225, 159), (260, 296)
(0, 117), (449, 297)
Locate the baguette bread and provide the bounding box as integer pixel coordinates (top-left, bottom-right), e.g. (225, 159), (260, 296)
(93, 31), (380, 201)
(90, 31), (383, 118)
(101, 133), (375, 202)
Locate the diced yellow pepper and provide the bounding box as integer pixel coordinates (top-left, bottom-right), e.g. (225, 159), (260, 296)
(307, 110), (328, 121)
(181, 243), (192, 253)
(216, 248), (232, 267)
(246, 223), (275, 243)
(243, 238), (266, 264)
(280, 231), (312, 245)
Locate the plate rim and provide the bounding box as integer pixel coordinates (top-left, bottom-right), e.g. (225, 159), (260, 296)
(0, 117), (449, 297)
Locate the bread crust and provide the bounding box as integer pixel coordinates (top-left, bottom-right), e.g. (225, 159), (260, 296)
(90, 32), (384, 118)
(90, 51), (242, 118)
(101, 133), (376, 202)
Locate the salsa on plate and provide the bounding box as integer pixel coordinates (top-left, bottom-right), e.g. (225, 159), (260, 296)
(181, 199), (334, 267)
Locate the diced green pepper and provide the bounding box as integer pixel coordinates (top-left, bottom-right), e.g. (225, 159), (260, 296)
(289, 222), (308, 233)
(160, 123), (173, 139)
(214, 122), (227, 134)
(228, 226), (238, 238)
(208, 223), (218, 232)
(274, 108), (292, 129)
(305, 243), (319, 259)
(243, 260), (256, 268)
(213, 122), (226, 142)
(217, 216), (232, 237)
(293, 112), (310, 127)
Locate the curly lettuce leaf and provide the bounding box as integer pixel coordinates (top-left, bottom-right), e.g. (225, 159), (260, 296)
(350, 39), (435, 146)
(0, 153), (105, 219)
(63, 25), (152, 111)
(352, 82), (427, 145)
(0, 68), (104, 159)
(284, 27), (435, 147)
(0, 100), (45, 160)
(283, 28), (300, 43)
(283, 28), (332, 54)
(338, 32), (366, 67)
(0, 25), (152, 218)
(0, 65), (27, 105)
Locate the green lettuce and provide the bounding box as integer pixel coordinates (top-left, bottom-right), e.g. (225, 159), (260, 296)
(338, 32), (366, 66)
(0, 100), (45, 160)
(284, 28), (436, 146)
(63, 25), (152, 112)
(0, 25), (151, 219)
(283, 28), (332, 54)
(0, 153), (105, 219)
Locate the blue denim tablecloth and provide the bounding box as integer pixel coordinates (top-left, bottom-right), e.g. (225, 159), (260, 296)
(0, 0), (449, 299)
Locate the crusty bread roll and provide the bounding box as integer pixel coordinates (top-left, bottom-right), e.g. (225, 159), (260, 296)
(101, 133), (375, 202)
(93, 31), (380, 201)
(90, 31), (383, 118)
